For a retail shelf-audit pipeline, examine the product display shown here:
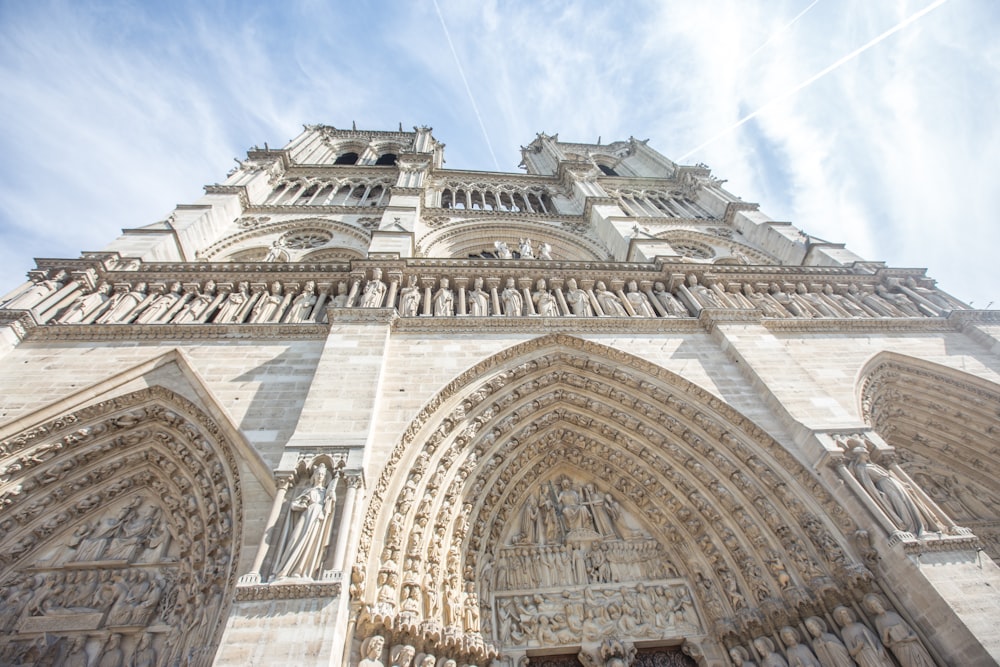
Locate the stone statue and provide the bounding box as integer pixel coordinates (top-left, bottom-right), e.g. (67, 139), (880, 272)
(518, 238), (534, 259)
(359, 635), (386, 667)
(625, 281), (655, 317)
(361, 268), (388, 308)
(532, 279), (559, 316)
(468, 277), (489, 316)
(538, 242), (553, 260)
(58, 282), (111, 323)
(400, 275), (421, 317)
(494, 240), (512, 259)
(132, 633), (156, 667)
(251, 281), (285, 322)
(864, 595), (935, 667)
(565, 278), (594, 316)
(753, 636), (789, 667)
(780, 626), (822, 667)
(834, 606), (893, 667)
(433, 278), (454, 316)
(264, 237), (288, 263)
(804, 616), (854, 667)
(97, 283), (148, 323)
(686, 274), (723, 309)
(4, 270), (68, 310)
(653, 282), (689, 317)
(98, 633), (124, 667)
(391, 644), (416, 667)
(214, 281), (250, 323)
(847, 440), (928, 535)
(730, 645), (758, 667)
(273, 462), (338, 579)
(285, 281), (318, 322)
(173, 280), (217, 323)
(501, 278), (522, 316)
(595, 281), (627, 316)
(331, 281), (350, 308)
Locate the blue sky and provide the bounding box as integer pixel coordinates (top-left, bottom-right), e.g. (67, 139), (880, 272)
(1, 0), (998, 307)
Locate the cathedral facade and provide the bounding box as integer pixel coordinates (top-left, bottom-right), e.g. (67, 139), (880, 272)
(0, 125), (998, 666)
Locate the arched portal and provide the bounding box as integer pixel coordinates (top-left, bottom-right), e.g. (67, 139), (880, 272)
(859, 352), (1000, 560)
(350, 336), (876, 666)
(0, 386), (243, 666)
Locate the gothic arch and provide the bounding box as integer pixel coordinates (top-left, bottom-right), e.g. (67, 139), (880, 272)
(858, 351), (1000, 559)
(417, 221), (609, 261)
(653, 230), (774, 265)
(202, 217), (371, 261)
(0, 384), (243, 666)
(352, 335), (873, 666)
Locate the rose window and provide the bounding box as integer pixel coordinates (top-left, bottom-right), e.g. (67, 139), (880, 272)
(672, 242), (715, 259)
(281, 231), (332, 249)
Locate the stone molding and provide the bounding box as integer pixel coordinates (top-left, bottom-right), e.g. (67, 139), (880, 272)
(234, 581), (342, 601)
(20, 322), (330, 342)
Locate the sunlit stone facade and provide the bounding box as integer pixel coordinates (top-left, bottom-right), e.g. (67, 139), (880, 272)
(1, 125), (998, 666)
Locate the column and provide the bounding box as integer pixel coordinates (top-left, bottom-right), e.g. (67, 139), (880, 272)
(332, 473), (363, 572)
(242, 474), (295, 584)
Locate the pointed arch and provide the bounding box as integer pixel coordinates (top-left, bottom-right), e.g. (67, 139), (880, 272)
(0, 384), (244, 665)
(201, 217), (371, 261)
(417, 220), (609, 262)
(352, 335), (870, 664)
(858, 351), (1000, 559)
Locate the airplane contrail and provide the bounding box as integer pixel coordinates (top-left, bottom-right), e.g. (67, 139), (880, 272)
(679, 0), (951, 161)
(741, 0), (822, 65)
(432, 0), (501, 170)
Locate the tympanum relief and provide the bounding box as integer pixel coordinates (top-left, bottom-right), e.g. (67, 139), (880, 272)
(484, 475), (702, 651)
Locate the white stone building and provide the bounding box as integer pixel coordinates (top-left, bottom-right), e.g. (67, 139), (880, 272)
(0, 125), (998, 666)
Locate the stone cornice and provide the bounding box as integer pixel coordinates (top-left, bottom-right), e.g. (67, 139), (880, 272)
(723, 201), (760, 224)
(245, 203), (388, 215)
(762, 317), (956, 333)
(235, 581), (342, 601)
(419, 207), (579, 223)
(22, 322), (330, 342)
(393, 315), (701, 334)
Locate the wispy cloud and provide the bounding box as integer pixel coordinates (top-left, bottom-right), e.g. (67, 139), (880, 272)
(1, 0), (998, 307)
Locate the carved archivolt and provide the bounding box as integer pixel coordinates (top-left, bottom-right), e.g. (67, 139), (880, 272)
(352, 335), (869, 664)
(417, 220), (609, 262)
(200, 217), (370, 261)
(859, 352), (1000, 558)
(653, 230), (774, 265)
(0, 386), (242, 666)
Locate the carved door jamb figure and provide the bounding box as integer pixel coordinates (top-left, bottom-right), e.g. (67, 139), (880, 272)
(273, 461), (340, 579)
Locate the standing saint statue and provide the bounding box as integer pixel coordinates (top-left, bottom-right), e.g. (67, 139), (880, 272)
(361, 268), (388, 308)
(400, 275), (421, 317)
(468, 277), (489, 316)
(501, 278), (523, 316)
(846, 440), (930, 535)
(432, 278), (454, 316)
(273, 462), (339, 579)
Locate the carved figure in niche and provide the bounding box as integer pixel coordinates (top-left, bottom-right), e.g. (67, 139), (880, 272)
(133, 633), (156, 667)
(400, 275), (421, 317)
(652, 282), (689, 317)
(729, 646), (758, 667)
(468, 277), (489, 316)
(463, 580), (481, 631)
(433, 278), (455, 316)
(416, 654), (437, 667)
(214, 281), (250, 323)
(754, 636), (789, 667)
(686, 274), (723, 308)
(538, 242), (553, 260)
(361, 268), (388, 308)
(846, 440), (930, 535)
(495, 240), (513, 259)
(444, 578), (462, 627)
(557, 477), (596, 534)
(864, 595), (935, 667)
(273, 462), (338, 579)
(4, 269), (68, 310)
(332, 281), (350, 307)
(902, 276), (966, 312)
(174, 280), (217, 323)
(595, 281), (627, 316)
(833, 606), (893, 667)
(264, 237), (288, 262)
(583, 483), (619, 538)
(739, 283), (787, 317)
(501, 278), (523, 316)
(286, 280), (318, 322)
(252, 281), (285, 322)
(625, 281), (655, 317)
(533, 279), (559, 316)
(875, 285), (922, 317)
(360, 635), (386, 667)
(136, 282), (183, 323)
(565, 278), (594, 316)
(391, 644), (416, 667)
(59, 282), (112, 323)
(519, 238), (534, 259)
(99, 633), (124, 667)
(61, 636), (89, 667)
(804, 616), (853, 667)
(518, 491), (540, 544)
(105, 504), (162, 561)
(97, 283), (148, 323)
(780, 626), (822, 667)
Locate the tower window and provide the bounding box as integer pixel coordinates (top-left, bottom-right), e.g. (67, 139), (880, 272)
(598, 164), (618, 176)
(334, 152), (360, 165)
(374, 153), (397, 166)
